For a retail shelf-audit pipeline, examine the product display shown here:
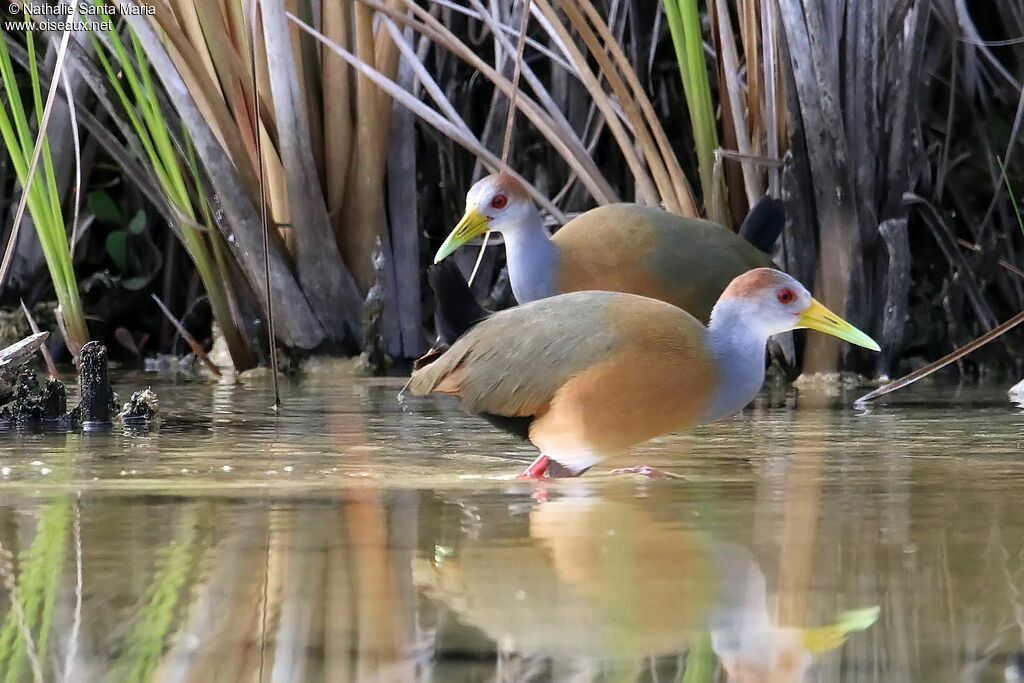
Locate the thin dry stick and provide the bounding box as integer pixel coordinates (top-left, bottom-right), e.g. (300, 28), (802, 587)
(150, 293), (222, 376)
(250, 0), (280, 409)
(62, 497), (82, 683)
(569, 0), (694, 213)
(429, 0), (574, 72)
(20, 300), (57, 378)
(400, 1), (531, 400)
(500, 1), (531, 169)
(1000, 259), (1024, 279)
(290, 11), (567, 220)
(469, 0), (532, 287)
(0, 11), (76, 292)
(63, 68), (83, 252)
(855, 309), (1024, 404)
(357, 0), (616, 203)
(955, 238), (1024, 279)
(258, 511), (272, 682)
(716, 148), (785, 167)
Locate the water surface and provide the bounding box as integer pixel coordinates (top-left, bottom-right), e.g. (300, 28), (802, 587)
(1, 369), (1022, 681)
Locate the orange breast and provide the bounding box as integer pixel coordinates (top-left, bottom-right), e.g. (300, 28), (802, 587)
(528, 299), (718, 457)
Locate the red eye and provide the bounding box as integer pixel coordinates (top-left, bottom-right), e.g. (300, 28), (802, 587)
(490, 194), (508, 210)
(777, 288), (796, 304)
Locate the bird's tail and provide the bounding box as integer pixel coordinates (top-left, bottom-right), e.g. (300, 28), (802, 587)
(428, 260), (491, 345)
(739, 196), (786, 253)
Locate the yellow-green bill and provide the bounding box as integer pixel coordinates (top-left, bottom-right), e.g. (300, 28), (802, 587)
(798, 299), (881, 351)
(433, 206), (489, 263)
(802, 605), (880, 655)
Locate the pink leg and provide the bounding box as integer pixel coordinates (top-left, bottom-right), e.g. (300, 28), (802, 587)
(609, 465), (669, 478)
(516, 454), (550, 479)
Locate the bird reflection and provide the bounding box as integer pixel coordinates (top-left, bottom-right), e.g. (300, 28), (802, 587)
(414, 493), (877, 681)
(710, 543), (879, 682)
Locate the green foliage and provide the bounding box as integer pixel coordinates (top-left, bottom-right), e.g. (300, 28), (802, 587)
(0, 21), (89, 355)
(662, 0), (728, 224)
(96, 203), (158, 290)
(0, 498), (72, 682)
(88, 9), (252, 369)
(106, 231), (129, 271)
(681, 630), (715, 682)
(111, 505), (206, 682)
(87, 189), (123, 224)
(997, 156), (1024, 240)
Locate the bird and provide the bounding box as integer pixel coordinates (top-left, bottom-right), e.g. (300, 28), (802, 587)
(414, 495), (878, 672)
(433, 173), (783, 323)
(409, 268), (879, 478)
(709, 543), (880, 683)
(413, 497), (716, 662)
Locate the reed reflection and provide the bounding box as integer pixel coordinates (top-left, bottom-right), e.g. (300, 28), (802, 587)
(4, 379), (1024, 681)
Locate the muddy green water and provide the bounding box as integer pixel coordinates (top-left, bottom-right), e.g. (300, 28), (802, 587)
(1, 369), (1023, 682)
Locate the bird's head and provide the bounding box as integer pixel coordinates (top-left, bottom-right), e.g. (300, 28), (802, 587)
(714, 606), (880, 683)
(714, 268), (880, 351)
(434, 173), (535, 263)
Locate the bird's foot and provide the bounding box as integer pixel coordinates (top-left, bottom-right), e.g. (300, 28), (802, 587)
(609, 465), (672, 478)
(516, 455), (550, 479)
(530, 488), (550, 503)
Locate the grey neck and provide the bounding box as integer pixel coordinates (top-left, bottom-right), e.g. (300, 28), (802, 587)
(704, 304), (769, 422)
(502, 211), (560, 304)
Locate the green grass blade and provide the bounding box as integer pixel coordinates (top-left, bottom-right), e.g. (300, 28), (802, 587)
(0, 498), (72, 682)
(111, 505), (207, 681)
(87, 15), (255, 370)
(0, 23), (89, 353)
(997, 155), (1024, 239)
(663, 0), (728, 224)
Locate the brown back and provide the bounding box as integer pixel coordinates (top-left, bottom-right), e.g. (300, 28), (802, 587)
(553, 204), (772, 323)
(409, 291), (630, 416)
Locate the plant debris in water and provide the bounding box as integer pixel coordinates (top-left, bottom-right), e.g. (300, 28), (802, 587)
(0, 369), (67, 425)
(119, 388), (159, 423)
(0, 331), (50, 403)
(0, 336), (156, 429)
